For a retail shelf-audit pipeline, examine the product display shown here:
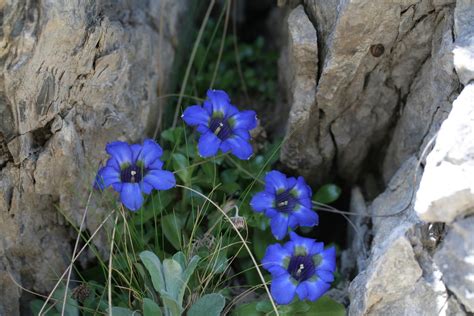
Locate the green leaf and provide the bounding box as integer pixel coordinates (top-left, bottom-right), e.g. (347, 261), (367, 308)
(139, 251), (166, 293)
(163, 259), (184, 300)
(305, 296), (346, 316)
(162, 213), (184, 250)
(161, 127), (185, 145)
(172, 252), (187, 270)
(161, 291), (184, 316)
(51, 287), (79, 316)
(252, 228), (274, 260)
(172, 153), (194, 184)
(143, 298), (162, 316)
(187, 293), (226, 316)
(107, 307), (140, 316)
(179, 255), (201, 304)
(231, 301), (262, 316)
(314, 184), (342, 204)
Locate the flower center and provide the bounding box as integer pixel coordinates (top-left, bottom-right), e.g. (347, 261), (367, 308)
(120, 164), (144, 183)
(287, 255), (315, 282)
(210, 117), (233, 140)
(275, 189), (298, 212)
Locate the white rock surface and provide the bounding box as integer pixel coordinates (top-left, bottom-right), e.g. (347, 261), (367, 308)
(415, 84), (474, 223)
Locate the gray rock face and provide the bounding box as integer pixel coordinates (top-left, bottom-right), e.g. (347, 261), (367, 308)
(281, 0), (459, 183)
(0, 0), (189, 314)
(435, 217), (474, 312)
(280, 5), (320, 172)
(348, 158), (465, 315)
(415, 84), (474, 223)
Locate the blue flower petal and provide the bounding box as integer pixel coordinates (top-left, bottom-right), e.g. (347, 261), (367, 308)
(228, 110), (257, 130)
(265, 208), (279, 218)
(265, 170), (288, 194)
(143, 170), (176, 190)
(287, 177), (297, 190)
(105, 157), (120, 171)
(271, 274), (297, 305)
(270, 213), (290, 240)
(289, 205), (319, 228)
(197, 132), (221, 157)
(318, 247), (337, 272)
(112, 182), (123, 192)
(233, 128), (251, 141)
(182, 105), (211, 126)
(289, 232), (315, 254)
(308, 241), (324, 256)
(296, 282), (309, 300)
(302, 278), (331, 301)
(298, 197), (313, 209)
(250, 192), (275, 212)
(120, 183), (144, 211)
(197, 124), (211, 134)
(262, 244), (292, 276)
(206, 89), (238, 117)
(96, 166), (121, 189)
(130, 144), (142, 162)
(317, 269), (335, 283)
(203, 100), (213, 115)
(140, 181), (154, 195)
(292, 176), (312, 198)
(106, 141), (132, 166)
(137, 139), (163, 168)
(148, 158), (164, 170)
(224, 135), (253, 160)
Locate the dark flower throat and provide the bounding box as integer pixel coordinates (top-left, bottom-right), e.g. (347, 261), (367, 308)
(120, 164), (144, 183)
(288, 255), (315, 282)
(210, 117), (232, 140)
(275, 189), (298, 212)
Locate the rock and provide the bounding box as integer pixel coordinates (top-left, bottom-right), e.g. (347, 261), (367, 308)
(280, 1), (459, 183)
(382, 8), (459, 181)
(434, 217), (474, 312)
(349, 158), (466, 315)
(453, 0), (474, 85)
(415, 84), (474, 223)
(0, 0), (190, 314)
(280, 5), (320, 172)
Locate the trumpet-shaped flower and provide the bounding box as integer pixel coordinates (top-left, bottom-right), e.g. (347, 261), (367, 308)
(250, 170), (318, 240)
(181, 89), (257, 160)
(262, 232), (336, 305)
(94, 139), (175, 211)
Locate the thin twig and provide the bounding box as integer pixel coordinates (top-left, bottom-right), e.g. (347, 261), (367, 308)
(108, 213), (119, 315)
(61, 191), (93, 315)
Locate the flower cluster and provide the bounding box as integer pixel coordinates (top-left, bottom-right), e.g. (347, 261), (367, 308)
(250, 169), (335, 305)
(181, 89), (257, 160)
(262, 232), (336, 305)
(95, 139), (175, 211)
(93, 89), (336, 306)
(250, 170), (318, 240)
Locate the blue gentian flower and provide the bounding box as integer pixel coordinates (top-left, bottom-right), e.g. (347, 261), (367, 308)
(262, 232), (336, 305)
(250, 170), (318, 240)
(181, 89), (257, 160)
(94, 139), (176, 211)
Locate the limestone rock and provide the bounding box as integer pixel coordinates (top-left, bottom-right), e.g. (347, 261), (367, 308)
(434, 217), (474, 312)
(280, 5), (319, 172)
(0, 0), (190, 314)
(415, 84), (474, 223)
(453, 0), (474, 85)
(348, 158), (465, 315)
(281, 0), (456, 183)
